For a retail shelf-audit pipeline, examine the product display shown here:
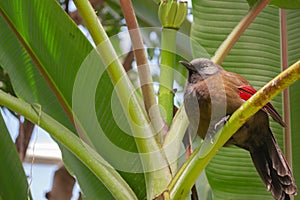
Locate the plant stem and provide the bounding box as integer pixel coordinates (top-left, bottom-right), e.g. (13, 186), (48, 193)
(119, 0), (166, 137)
(0, 90), (138, 200)
(73, 0), (172, 198)
(168, 60), (300, 199)
(162, 106), (189, 174)
(212, 0), (270, 64)
(158, 28), (177, 128)
(280, 9), (293, 169)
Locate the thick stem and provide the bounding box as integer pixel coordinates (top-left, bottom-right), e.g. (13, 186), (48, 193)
(119, 0), (166, 138)
(168, 60), (300, 199)
(162, 106), (189, 174)
(0, 90), (138, 200)
(280, 9), (293, 172)
(158, 28), (177, 128)
(212, 0), (270, 64)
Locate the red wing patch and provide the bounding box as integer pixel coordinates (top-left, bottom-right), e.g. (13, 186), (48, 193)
(238, 85), (256, 101)
(238, 85), (286, 127)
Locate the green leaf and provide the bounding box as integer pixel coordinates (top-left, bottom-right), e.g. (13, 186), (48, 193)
(0, 0), (145, 198)
(0, 0), (83, 131)
(0, 111), (31, 199)
(0, 1), (111, 198)
(247, 0), (259, 9)
(269, 0), (300, 9)
(191, 0), (297, 199)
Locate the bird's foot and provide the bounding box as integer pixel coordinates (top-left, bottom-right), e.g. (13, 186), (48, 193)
(206, 115), (231, 144)
(214, 115), (230, 131)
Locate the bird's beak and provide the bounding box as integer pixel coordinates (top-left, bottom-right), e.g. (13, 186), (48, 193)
(179, 60), (194, 71)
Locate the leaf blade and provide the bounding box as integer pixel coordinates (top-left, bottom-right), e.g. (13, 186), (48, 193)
(0, 0), (145, 198)
(0, 111), (31, 199)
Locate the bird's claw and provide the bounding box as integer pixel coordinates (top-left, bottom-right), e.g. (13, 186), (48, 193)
(206, 115), (230, 144)
(214, 115), (230, 131)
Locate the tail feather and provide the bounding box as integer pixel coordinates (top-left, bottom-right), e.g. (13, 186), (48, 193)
(250, 128), (297, 200)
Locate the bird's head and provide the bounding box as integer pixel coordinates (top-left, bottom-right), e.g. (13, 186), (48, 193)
(180, 58), (221, 83)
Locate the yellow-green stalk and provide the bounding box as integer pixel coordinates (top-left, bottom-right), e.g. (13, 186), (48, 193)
(158, 0), (187, 127)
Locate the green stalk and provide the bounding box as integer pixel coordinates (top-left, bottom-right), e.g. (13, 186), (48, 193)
(158, 28), (177, 127)
(212, 0), (270, 64)
(168, 61), (300, 199)
(0, 90), (137, 200)
(157, 0), (187, 128)
(73, 0), (172, 198)
(163, 106), (189, 174)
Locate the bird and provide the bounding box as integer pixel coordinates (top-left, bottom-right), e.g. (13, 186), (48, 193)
(180, 58), (297, 200)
